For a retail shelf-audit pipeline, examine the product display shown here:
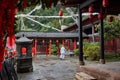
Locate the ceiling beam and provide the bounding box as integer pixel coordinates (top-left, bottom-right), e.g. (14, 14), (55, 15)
(80, 0), (97, 9)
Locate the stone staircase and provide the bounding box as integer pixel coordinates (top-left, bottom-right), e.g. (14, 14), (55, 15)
(75, 66), (120, 80)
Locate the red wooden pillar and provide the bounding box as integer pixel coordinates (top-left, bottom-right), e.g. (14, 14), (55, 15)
(62, 39), (65, 46)
(46, 45), (49, 56)
(34, 39), (37, 57)
(56, 40), (60, 56)
(67, 39), (70, 50)
(42, 39), (45, 44)
(74, 38), (77, 50)
(49, 39), (52, 56)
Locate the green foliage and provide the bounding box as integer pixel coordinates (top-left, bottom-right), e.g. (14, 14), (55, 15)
(96, 15), (120, 41)
(51, 44), (58, 55)
(83, 42), (100, 60)
(74, 49), (79, 55)
(105, 52), (120, 62)
(16, 5), (74, 32)
(17, 0), (59, 11)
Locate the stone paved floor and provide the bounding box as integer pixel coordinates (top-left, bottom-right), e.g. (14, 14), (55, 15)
(18, 55), (79, 80)
(86, 61), (120, 74)
(17, 55), (120, 80)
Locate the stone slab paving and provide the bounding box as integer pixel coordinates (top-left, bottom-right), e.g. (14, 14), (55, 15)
(17, 55), (120, 80)
(18, 55), (79, 80)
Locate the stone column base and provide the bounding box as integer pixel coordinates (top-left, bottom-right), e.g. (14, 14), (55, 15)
(99, 59), (105, 64)
(79, 61), (85, 65)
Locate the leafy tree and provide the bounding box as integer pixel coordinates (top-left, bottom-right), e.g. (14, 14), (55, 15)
(16, 4), (75, 32)
(96, 15), (120, 41)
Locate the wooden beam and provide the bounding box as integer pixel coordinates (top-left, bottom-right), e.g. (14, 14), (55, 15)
(80, 0), (97, 9)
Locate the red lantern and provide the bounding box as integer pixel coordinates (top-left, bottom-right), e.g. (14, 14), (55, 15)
(102, 0), (109, 7)
(59, 10), (63, 16)
(109, 16), (113, 22)
(88, 6), (94, 13)
(22, 47), (26, 55)
(98, 13), (103, 19)
(89, 14), (94, 19)
(24, 0), (27, 9)
(49, 0), (52, 8)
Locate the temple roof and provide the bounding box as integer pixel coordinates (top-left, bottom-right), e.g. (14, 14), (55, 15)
(15, 31), (88, 38)
(16, 36), (33, 43)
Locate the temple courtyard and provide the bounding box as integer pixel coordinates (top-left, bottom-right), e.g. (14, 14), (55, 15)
(17, 55), (120, 80)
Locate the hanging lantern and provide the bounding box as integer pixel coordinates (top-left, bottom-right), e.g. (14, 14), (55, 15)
(102, 0), (109, 7)
(49, 0), (52, 8)
(24, 0), (27, 9)
(59, 10), (63, 16)
(98, 13), (103, 19)
(109, 16), (113, 22)
(89, 14), (94, 19)
(22, 47), (26, 55)
(88, 6), (94, 13)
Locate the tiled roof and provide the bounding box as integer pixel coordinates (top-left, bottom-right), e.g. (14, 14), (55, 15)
(16, 36), (33, 42)
(15, 31), (88, 38)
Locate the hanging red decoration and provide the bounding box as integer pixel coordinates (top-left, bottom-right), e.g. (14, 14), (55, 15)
(98, 13), (103, 19)
(24, 0), (27, 9)
(7, 35), (15, 48)
(59, 10), (63, 16)
(15, 8), (18, 14)
(88, 6), (94, 13)
(9, 35), (13, 47)
(49, 0), (52, 8)
(0, 0), (19, 71)
(102, 0), (109, 7)
(22, 47), (26, 55)
(89, 14), (94, 19)
(109, 16), (114, 22)
(12, 50), (16, 56)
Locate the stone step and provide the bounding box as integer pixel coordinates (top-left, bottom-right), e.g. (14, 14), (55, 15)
(75, 72), (97, 80)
